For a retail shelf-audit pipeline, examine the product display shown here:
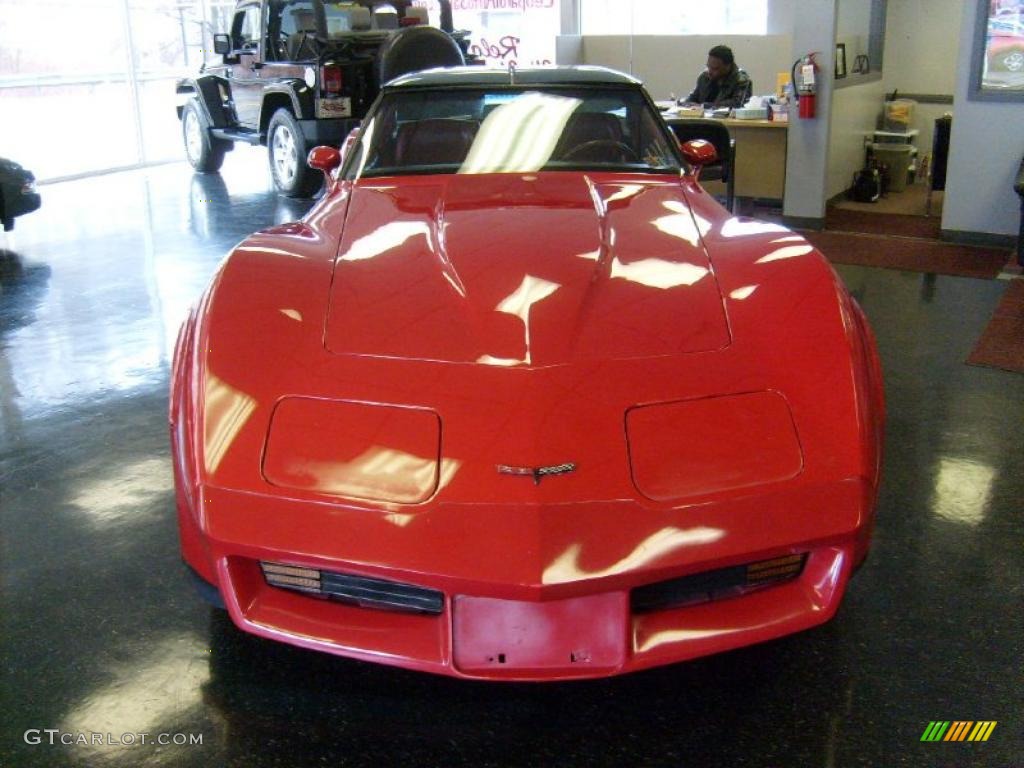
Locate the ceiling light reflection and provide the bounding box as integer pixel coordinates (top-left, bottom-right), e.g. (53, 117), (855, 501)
(352, 116), (376, 179)
(497, 274), (560, 321)
(755, 244), (814, 264)
(279, 308), (303, 322)
(203, 371), (257, 475)
(543, 526), (725, 584)
(720, 219), (789, 238)
(729, 285), (758, 300)
(69, 457), (172, 529)
(459, 92), (582, 174)
(476, 354), (522, 367)
(339, 220), (432, 262)
(931, 457), (995, 526)
(286, 446), (460, 503)
(610, 258), (709, 289)
(652, 212), (701, 246)
(602, 184), (644, 206)
(249, 246), (307, 259)
(479, 274), (560, 366)
(60, 634), (208, 754)
(636, 627), (728, 653)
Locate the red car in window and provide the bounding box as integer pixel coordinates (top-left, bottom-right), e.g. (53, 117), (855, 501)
(170, 66), (885, 680)
(987, 12), (1024, 73)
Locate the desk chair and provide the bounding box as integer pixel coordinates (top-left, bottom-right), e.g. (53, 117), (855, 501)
(666, 118), (736, 213)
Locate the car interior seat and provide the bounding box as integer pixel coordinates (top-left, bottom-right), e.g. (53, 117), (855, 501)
(287, 9), (318, 59)
(348, 7), (372, 31)
(373, 8), (399, 29)
(394, 118), (479, 167)
(555, 112), (627, 163)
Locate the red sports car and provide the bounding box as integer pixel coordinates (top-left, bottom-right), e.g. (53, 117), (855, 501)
(171, 66), (884, 680)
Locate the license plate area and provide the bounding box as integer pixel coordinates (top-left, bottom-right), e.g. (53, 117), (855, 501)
(453, 592), (627, 676)
(316, 97), (351, 118)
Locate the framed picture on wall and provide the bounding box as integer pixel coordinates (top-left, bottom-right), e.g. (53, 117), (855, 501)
(835, 43), (847, 79)
(970, 0), (1024, 101)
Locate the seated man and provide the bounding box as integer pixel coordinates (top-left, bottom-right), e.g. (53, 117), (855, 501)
(684, 45), (753, 109)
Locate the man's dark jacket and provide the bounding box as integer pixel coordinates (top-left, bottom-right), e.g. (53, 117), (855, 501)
(687, 67), (753, 108)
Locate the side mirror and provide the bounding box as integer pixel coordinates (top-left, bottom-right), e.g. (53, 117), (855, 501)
(213, 34), (231, 55)
(679, 139), (718, 180)
(307, 145), (342, 175)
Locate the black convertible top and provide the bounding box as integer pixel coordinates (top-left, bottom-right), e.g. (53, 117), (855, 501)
(385, 65), (642, 90)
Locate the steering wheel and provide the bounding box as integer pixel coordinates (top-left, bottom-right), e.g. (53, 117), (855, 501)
(562, 139), (639, 162)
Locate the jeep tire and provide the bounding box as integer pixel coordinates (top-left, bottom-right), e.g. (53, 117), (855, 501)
(267, 108), (322, 198)
(182, 99), (228, 173)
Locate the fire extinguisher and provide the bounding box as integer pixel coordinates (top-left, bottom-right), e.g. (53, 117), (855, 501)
(791, 52), (820, 119)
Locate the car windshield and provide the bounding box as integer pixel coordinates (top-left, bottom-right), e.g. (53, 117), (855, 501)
(346, 86), (682, 179)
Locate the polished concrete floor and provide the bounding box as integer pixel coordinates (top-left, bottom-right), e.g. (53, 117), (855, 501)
(1, 149), (1021, 767)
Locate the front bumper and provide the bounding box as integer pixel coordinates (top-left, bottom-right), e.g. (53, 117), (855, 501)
(182, 480), (872, 681)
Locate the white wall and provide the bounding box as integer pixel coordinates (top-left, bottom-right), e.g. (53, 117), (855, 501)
(827, 79), (887, 199)
(836, 0), (871, 62)
(573, 35), (793, 101)
(881, 0), (961, 156)
(784, 0), (838, 221)
(943, 0), (1024, 237)
(767, 0), (795, 35)
(555, 35), (583, 65)
(882, 0), (960, 94)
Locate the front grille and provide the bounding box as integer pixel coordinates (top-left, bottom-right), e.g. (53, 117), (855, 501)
(260, 561), (444, 615)
(631, 553), (807, 613)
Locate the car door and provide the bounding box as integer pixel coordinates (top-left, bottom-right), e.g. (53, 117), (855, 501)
(227, 4), (264, 128)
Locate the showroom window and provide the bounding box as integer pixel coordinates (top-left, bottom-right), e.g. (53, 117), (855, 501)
(413, 0), (560, 67)
(580, 0), (767, 35)
(0, 0), (235, 182)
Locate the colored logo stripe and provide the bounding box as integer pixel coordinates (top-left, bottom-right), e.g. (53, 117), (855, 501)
(921, 721), (996, 742)
(944, 721), (973, 741)
(969, 722), (997, 742)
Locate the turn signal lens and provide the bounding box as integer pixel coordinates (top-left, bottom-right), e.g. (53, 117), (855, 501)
(321, 64), (343, 94)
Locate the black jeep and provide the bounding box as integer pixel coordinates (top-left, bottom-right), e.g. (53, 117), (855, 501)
(176, 0), (472, 197)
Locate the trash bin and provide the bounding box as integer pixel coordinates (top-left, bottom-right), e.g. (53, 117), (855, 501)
(871, 143), (914, 192)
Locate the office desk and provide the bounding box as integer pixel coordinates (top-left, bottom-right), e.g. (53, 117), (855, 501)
(664, 116), (789, 201)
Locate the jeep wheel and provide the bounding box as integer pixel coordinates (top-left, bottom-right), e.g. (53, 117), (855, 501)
(267, 108), (321, 198)
(182, 99), (228, 173)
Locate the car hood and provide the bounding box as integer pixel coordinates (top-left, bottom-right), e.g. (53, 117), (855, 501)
(324, 173), (730, 366)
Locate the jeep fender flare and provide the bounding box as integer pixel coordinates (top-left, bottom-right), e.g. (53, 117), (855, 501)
(258, 82), (314, 133)
(177, 75), (233, 128)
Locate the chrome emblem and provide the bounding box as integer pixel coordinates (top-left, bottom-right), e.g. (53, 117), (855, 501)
(497, 462), (577, 485)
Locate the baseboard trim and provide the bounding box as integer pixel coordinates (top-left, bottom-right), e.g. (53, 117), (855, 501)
(783, 215), (825, 231)
(940, 229), (1016, 249)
